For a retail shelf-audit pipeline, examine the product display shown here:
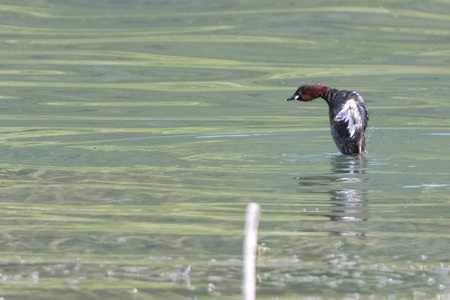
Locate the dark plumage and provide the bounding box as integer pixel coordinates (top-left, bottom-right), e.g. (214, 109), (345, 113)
(286, 84), (369, 155)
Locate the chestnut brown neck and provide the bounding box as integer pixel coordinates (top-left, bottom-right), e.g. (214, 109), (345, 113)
(302, 84), (327, 101)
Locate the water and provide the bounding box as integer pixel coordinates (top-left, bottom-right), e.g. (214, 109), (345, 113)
(0, 1), (449, 299)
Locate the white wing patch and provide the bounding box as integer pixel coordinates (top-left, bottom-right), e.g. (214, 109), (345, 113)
(334, 99), (362, 138)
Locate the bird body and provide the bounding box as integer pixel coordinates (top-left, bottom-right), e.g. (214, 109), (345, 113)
(286, 84), (369, 155)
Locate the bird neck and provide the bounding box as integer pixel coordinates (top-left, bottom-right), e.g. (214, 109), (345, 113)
(322, 87), (339, 104)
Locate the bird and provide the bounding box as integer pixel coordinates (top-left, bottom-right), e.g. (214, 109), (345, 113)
(286, 83), (369, 155)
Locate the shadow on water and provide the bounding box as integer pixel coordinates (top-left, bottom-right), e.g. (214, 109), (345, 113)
(297, 154), (368, 235)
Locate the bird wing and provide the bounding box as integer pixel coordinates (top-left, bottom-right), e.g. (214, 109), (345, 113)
(333, 99), (362, 138)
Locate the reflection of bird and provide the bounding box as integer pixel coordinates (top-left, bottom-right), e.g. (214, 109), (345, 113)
(175, 265), (191, 289)
(296, 155), (368, 228)
(330, 189), (366, 222)
(286, 84), (369, 155)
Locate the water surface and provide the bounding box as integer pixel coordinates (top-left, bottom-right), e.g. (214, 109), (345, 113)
(0, 1), (449, 299)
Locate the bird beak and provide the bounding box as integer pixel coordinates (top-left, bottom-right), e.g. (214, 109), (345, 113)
(285, 94), (299, 101)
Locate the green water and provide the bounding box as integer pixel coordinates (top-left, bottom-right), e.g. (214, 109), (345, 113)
(0, 1), (449, 299)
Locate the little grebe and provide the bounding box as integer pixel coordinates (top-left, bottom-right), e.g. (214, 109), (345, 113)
(286, 84), (369, 155)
